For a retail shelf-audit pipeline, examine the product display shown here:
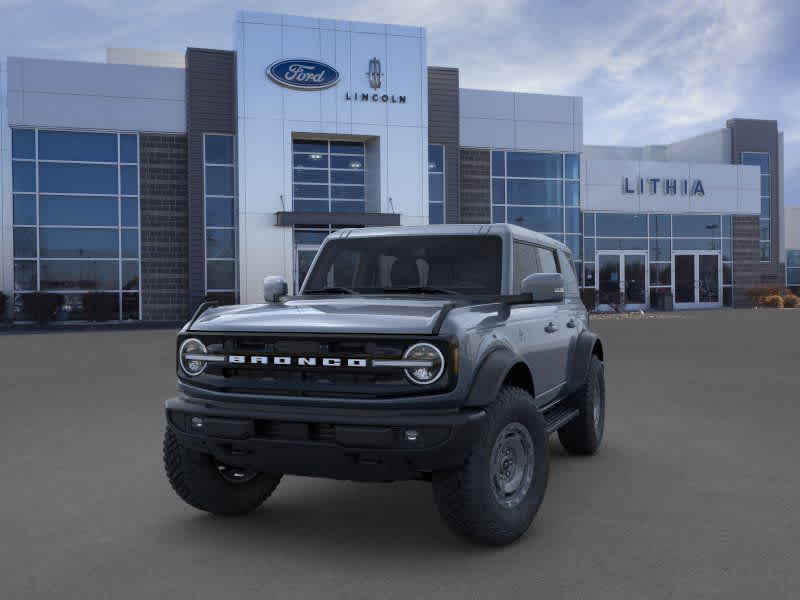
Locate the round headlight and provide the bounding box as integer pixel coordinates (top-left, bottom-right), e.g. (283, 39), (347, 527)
(179, 338), (208, 376)
(403, 343), (445, 385)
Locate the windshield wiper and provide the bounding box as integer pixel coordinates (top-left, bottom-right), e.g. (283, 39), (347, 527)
(380, 286), (460, 295)
(304, 286), (359, 295)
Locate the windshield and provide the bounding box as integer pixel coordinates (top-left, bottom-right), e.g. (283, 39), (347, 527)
(302, 235), (503, 295)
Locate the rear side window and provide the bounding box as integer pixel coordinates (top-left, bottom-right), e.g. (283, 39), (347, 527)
(537, 247), (560, 275)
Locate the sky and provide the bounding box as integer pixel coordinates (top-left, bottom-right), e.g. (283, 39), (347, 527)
(1, 0), (798, 205)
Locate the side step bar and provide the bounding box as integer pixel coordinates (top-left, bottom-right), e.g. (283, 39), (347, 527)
(543, 405), (580, 434)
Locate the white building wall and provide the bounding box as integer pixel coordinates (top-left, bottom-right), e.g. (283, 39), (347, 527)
(235, 11), (429, 303)
(7, 57), (185, 132)
(585, 129), (731, 165)
(106, 48), (186, 69)
(459, 88), (582, 152)
(785, 206), (800, 250)
(1, 59), (11, 298)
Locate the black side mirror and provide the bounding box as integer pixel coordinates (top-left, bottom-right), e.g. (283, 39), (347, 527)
(263, 276), (288, 303)
(521, 272), (565, 303)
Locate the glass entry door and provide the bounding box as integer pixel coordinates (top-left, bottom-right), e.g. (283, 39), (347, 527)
(672, 252), (721, 309)
(597, 252), (648, 311)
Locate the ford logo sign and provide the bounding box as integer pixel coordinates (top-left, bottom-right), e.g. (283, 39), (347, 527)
(267, 59), (340, 90)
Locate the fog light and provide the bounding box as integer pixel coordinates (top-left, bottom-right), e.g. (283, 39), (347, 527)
(191, 416), (204, 429)
(405, 429), (419, 442)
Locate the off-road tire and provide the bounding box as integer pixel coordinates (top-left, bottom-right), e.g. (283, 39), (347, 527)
(558, 355), (605, 455)
(432, 386), (549, 546)
(163, 428), (281, 516)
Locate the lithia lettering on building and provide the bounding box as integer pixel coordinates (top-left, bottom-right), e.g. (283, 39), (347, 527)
(622, 177), (705, 196)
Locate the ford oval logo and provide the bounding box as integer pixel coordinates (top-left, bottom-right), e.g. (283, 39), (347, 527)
(267, 59), (340, 90)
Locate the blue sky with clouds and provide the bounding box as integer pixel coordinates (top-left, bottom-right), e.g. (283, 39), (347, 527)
(2, 0), (798, 204)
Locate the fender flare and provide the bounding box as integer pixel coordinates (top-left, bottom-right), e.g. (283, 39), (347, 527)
(463, 346), (526, 407)
(567, 330), (603, 396)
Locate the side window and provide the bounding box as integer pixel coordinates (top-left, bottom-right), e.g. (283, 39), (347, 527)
(557, 249), (580, 298)
(513, 241), (540, 292)
(537, 247), (560, 274)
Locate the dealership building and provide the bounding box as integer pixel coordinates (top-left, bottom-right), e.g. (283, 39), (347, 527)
(0, 10), (793, 321)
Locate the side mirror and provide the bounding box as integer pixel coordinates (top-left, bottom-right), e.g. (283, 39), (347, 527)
(521, 272), (565, 303)
(263, 276), (288, 303)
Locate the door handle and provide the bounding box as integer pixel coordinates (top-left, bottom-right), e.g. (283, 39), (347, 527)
(566, 318), (577, 328)
(545, 322), (559, 333)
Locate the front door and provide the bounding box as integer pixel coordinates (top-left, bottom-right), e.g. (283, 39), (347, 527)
(596, 252), (648, 311)
(672, 252), (721, 309)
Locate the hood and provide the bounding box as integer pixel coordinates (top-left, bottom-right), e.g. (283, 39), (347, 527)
(190, 297), (456, 335)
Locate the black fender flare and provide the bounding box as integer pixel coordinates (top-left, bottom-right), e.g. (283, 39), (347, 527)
(567, 330), (603, 396)
(463, 346), (527, 407)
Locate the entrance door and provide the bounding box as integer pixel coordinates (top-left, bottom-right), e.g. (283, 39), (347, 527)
(596, 252), (648, 311)
(672, 252), (721, 309)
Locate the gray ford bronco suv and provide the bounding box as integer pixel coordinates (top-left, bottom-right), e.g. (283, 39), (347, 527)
(164, 224), (605, 545)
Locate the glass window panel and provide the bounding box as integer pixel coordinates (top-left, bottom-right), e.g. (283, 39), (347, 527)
(121, 198), (139, 227)
(205, 165), (235, 195)
(672, 214), (721, 237)
(294, 168), (329, 184)
(294, 153), (329, 168)
(760, 242), (770, 261)
(120, 134), (138, 163)
(121, 229), (139, 258)
(331, 185), (364, 200)
(491, 151), (505, 177)
(295, 230), (329, 245)
(723, 263), (732, 285)
(565, 154), (580, 179)
(565, 207), (580, 233)
(38, 131), (117, 162)
(294, 184), (329, 199)
(584, 238), (595, 262)
(649, 238), (671, 261)
(39, 163), (118, 194)
(40, 260), (119, 290)
(294, 199), (329, 212)
(429, 173), (444, 204)
(293, 140), (328, 154)
(12, 161), (36, 192)
(741, 152), (769, 174)
(12, 129), (35, 159)
(761, 197), (770, 218)
(331, 170), (364, 185)
(649, 214), (671, 237)
(759, 219), (770, 240)
(506, 206), (563, 233)
(584, 262), (595, 287)
(721, 215), (732, 237)
(537, 247), (560, 274)
(13, 227), (37, 258)
(39, 195), (118, 226)
(596, 238), (647, 250)
(331, 200), (366, 213)
(565, 234), (581, 260)
(760, 175), (770, 196)
(787, 268), (800, 285)
(122, 261), (139, 290)
(330, 141), (364, 155)
(205, 197), (234, 227)
(507, 179), (562, 205)
(205, 135), (234, 164)
(673, 238), (721, 251)
(14, 261), (37, 291)
(122, 293), (140, 320)
(207, 260), (236, 290)
(787, 251), (800, 268)
(507, 152), (562, 178)
(40, 228), (118, 258)
(492, 179), (505, 205)
(206, 229), (236, 258)
(13, 194), (36, 225)
(429, 202), (444, 225)
(330, 155), (362, 169)
(583, 213), (595, 236)
(595, 213), (647, 237)
(428, 144), (444, 172)
(121, 165), (138, 195)
(565, 181), (579, 206)
(650, 263), (671, 286)
(492, 206), (505, 224)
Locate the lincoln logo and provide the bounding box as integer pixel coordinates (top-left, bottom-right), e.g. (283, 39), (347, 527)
(266, 59), (341, 90)
(227, 355), (367, 367)
(367, 57), (382, 89)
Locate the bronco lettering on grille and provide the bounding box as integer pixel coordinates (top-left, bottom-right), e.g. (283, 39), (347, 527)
(227, 355), (369, 368)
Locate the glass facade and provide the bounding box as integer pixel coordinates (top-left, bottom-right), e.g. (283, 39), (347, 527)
(11, 128), (141, 320)
(742, 152), (770, 261)
(204, 134), (238, 302)
(787, 250), (800, 288)
(292, 140), (365, 213)
(491, 150), (581, 271)
(428, 144), (444, 224)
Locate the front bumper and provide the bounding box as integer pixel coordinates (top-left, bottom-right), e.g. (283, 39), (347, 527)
(165, 394), (486, 482)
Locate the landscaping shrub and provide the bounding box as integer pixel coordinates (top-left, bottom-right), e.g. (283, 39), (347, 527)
(782, 294), (799, 308)
(83, 292), (118, 322)
(22, 292), (64, 324)
(762, 295), (784, 309)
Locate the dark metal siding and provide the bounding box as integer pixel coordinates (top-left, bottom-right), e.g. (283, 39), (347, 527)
(459, 149), (490, 224)
(732, 215), (760, 307)
(427, 67), (460, 223)
(186, 48), (237, 311)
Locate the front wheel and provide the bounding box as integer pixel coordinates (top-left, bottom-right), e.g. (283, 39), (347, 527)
(163, 428), (282, 516)
(432, 386), (549, 546)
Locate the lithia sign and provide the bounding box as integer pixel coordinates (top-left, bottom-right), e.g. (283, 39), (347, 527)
(267, 57), (406, 103)
(623, 177), (705, 196)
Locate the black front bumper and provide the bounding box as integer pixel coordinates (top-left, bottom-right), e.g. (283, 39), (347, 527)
(166, 395), (486, 482)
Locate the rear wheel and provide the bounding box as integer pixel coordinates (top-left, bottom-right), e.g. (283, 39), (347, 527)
(432, 385), (549, 546)
(559, 355), (605, 455)
(163, 428), (281, 516)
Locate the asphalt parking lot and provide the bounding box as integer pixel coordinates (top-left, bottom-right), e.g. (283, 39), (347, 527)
(1, 309), (799, 599)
